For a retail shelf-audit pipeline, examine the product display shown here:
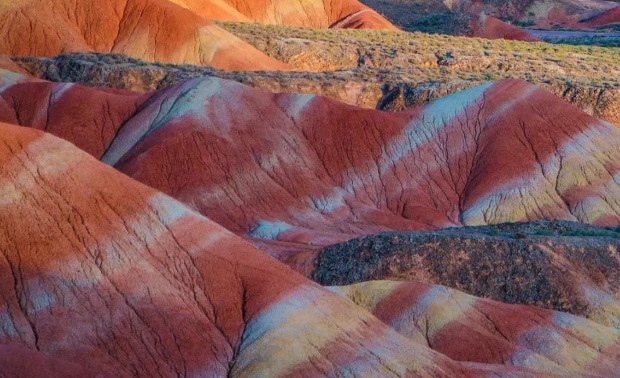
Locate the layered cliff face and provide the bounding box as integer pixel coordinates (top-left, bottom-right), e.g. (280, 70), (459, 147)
(12, 20), (620, 127)
(1, 72), (619, 265)
(0, 0), (291, 70)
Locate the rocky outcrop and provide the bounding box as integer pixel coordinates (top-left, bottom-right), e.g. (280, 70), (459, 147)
(0, 0), (291, 70)
(12, 53), (620, 127)
(314, 221), (620, 327)
(381, 80), (620, 128)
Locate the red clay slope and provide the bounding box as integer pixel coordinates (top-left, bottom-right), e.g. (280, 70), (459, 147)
(582, 5), (620, 27)
(331, 281), (620, 376)
(2, 73), (620, 257)
(0, 122), (535, 377)
(0, 0), (291, 70)
(470, 14), (543, 41)
(0, 75), (147, 158)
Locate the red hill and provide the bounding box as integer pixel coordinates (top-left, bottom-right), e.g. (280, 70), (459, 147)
(583, 5), (620, 27)
(470, 14), (543, 41)
(0, 121), (539, 376)
(332, 280), (620, 376)
(1, 73), (619, 263)
(204, 0), (399, 30)
(0, 0), (291, 70)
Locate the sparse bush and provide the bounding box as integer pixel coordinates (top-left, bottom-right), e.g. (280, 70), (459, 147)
(562, 229), (620, 238)
(534, 229), (554, 236)
(214, 21), (620, 91)
(513, 232), (528, 240)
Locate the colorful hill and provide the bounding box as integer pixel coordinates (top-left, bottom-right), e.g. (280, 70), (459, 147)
(0, 121), (562, 377)
(1, 0), (619, 375)
(0, 0), (290, 70)
(330, 280), (620, 375)
(1, 43), (620, 376)
(1, 72), (619, 264)
(469, 14), (542, 41)
(0, 122), (457, 376)
(359, 0), (617, 33)
(582, 5), (620, 27)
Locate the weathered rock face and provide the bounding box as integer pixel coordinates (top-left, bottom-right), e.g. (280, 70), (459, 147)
(0, 0), (291, 70)
(330, 280), (620, 375)
(314, 221), (620, 327)
(13, 53), (620, 127)
(383, 80), (620, 129)
(2, 73), (620, 269)
(2, 122), (511, 377)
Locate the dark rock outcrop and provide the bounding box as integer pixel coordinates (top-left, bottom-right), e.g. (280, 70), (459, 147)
(314, 220), (620, 327)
